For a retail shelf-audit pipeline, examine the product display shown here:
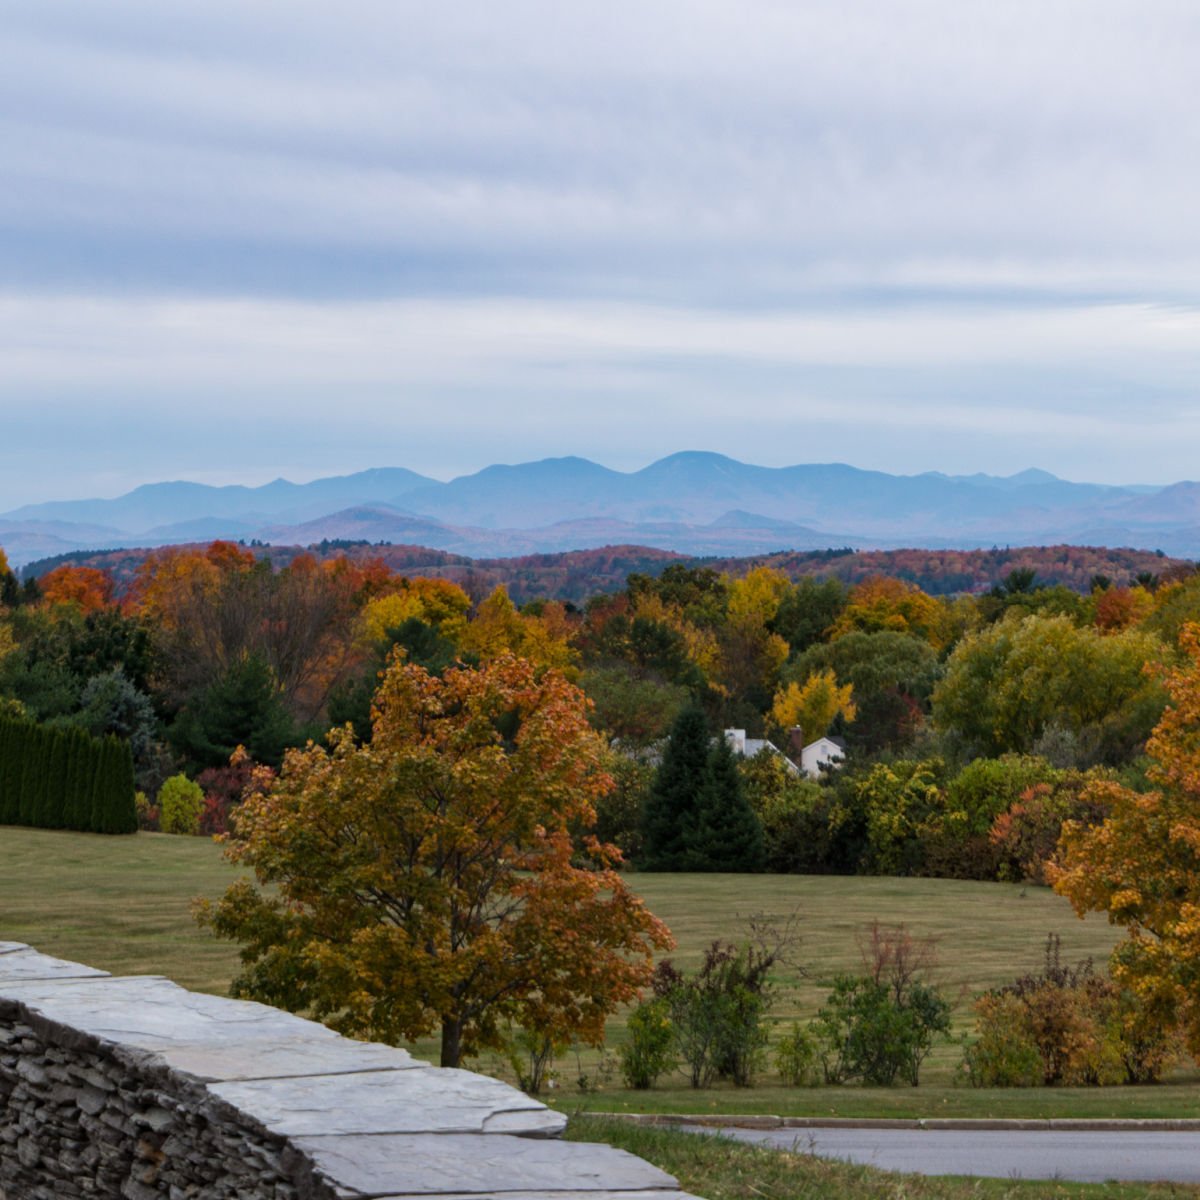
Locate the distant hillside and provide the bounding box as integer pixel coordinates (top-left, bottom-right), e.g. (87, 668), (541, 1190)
(22, 541), (1186, 606)
(6, 453), (1200, 568)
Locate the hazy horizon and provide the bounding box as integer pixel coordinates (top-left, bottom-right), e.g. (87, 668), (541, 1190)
(4, 3), (1199, 509)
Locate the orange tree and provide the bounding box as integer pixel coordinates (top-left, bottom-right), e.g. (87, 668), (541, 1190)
(196, 653), (672, 1068)
(1052, 624), (1200, 1054)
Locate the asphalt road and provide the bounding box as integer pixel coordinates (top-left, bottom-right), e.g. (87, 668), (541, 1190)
(712, 1127), (1200, 1184)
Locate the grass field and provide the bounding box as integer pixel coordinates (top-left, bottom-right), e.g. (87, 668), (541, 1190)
(6, 825), (1196, 1122)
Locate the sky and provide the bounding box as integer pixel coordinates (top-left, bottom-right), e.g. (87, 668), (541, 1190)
(3, 0), (1200, 509)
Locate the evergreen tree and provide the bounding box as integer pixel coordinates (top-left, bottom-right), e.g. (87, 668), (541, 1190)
(88, 736), (111, 833)
(64, 727), (87, 830)
(44, 727), (69, 829)
(168, 654), (295, 770)
(18, 724), (43, 825)
(96, 737), (137, 835)
(640, 705), (710, 870)
(0, 719), (16, 823)
(687, 734), (765, 872)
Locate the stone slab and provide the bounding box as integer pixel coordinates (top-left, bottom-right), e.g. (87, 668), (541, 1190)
(0, 974), (428, 1079)
(289, 1133), (682, 1197)
(0, 947), (109, 981)
(0, 941), (28, 954)
(214, 1067), (565, 1138)
(372, 1193), (699, 1199)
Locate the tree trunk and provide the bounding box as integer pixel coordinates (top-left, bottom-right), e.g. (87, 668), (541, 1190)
(440, 1016), (463, 1068)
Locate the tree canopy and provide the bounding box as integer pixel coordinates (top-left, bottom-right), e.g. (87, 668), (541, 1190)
(196, 653), (672, 1068)
(1053, 624), (1200, 1058)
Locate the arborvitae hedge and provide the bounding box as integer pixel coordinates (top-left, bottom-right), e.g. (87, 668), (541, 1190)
(0, 715), (137, 834)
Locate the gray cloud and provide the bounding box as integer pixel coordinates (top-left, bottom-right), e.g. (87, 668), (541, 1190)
(2, 1), (1199, 505)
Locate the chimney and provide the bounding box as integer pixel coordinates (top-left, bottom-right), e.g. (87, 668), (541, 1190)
(787, 726), (806, 758)
(724, 728), (746, 756)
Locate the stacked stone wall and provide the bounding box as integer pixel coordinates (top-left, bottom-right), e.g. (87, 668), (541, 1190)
(0, 943), (697, 1199)
(0, 1011), (298, 1199)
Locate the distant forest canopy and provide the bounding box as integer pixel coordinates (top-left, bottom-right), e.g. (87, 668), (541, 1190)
(18, 540), (1183, 606)
(5, 535), (1200, 881)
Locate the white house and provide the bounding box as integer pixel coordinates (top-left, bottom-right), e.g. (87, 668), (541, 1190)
(724, 727), (846, 780)
(798, 735), (846, 779)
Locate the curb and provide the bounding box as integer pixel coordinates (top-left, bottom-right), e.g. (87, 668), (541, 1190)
(589, 1112), (1200, 1133)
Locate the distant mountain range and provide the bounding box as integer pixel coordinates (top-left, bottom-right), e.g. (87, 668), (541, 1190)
(4, 452), (1200, 569)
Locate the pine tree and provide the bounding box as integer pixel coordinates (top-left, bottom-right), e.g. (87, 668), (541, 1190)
(687, 734), (765, 872)
(640, 705), (711, 870)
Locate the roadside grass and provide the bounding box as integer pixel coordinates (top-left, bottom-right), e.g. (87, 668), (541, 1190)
(7, 825), (1197, 1122)
(550, 1080), (1200, 1121)
(565, 1116), (1200, 1200)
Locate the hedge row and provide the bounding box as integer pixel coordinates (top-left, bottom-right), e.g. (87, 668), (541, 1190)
(0, 716), (137, 835)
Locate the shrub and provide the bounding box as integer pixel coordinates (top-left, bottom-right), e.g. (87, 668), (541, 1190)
(962, 935), (1181, 1087)
(158, 773), (204, 836)
(813, 922), (950, 1087)
(775, 1022), (819, 1086)
(652, 916), (795, 1088)
(134, 790), (159, 832)
(960, 993), (1043, 1087)
(814, 974), (950, 1086)
(619, 997), (674, 1089)
(195, 748), (264, 837)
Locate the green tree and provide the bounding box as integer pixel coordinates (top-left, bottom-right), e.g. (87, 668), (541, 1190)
(169, 654), (296, 770)
(933, 614), (1165, 763)
(688, 735), (765, 872)
(788, 631), (941, 755)
(640, 706), (710, 871)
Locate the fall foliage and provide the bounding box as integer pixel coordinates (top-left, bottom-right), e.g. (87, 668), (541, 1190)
(196, 654), (673, 1067)
(1053, 623), (1200, 1058)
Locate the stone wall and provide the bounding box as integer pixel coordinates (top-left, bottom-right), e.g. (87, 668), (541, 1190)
(0, 942), (697, 1199)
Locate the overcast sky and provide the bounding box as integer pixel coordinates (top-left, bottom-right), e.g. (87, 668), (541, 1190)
(3, 0), (1200, 508)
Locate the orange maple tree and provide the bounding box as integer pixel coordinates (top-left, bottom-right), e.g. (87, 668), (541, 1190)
(39, 565), (115, 612)
(196, 653), (672, 1067)
(1052, 623), (1200, 1054)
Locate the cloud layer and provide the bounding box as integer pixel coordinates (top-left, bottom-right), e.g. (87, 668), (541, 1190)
(2, 1), (1199, 505)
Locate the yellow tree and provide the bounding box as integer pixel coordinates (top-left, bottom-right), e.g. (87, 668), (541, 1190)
(830, 575), (950, 649)
(357, 577), (471, 648)
(1052, 624), (1200, 1054)
(196, 654), (671, 1068)
(459, 586), (576, 672)
(771, 669), (856, 743)
(720, 567), (791, 701)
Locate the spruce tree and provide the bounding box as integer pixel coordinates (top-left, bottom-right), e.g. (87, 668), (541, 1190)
(686, 734), (765, 872)
(640, 705), (710, 870)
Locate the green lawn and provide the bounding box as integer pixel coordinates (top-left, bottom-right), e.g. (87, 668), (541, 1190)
(5, 825), (1192, 1122)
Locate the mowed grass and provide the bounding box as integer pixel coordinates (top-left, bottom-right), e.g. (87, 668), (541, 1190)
(0, 827), (246, 993)
(8, 825), (1196, 1122)
(0, 828), (1122, 1004)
